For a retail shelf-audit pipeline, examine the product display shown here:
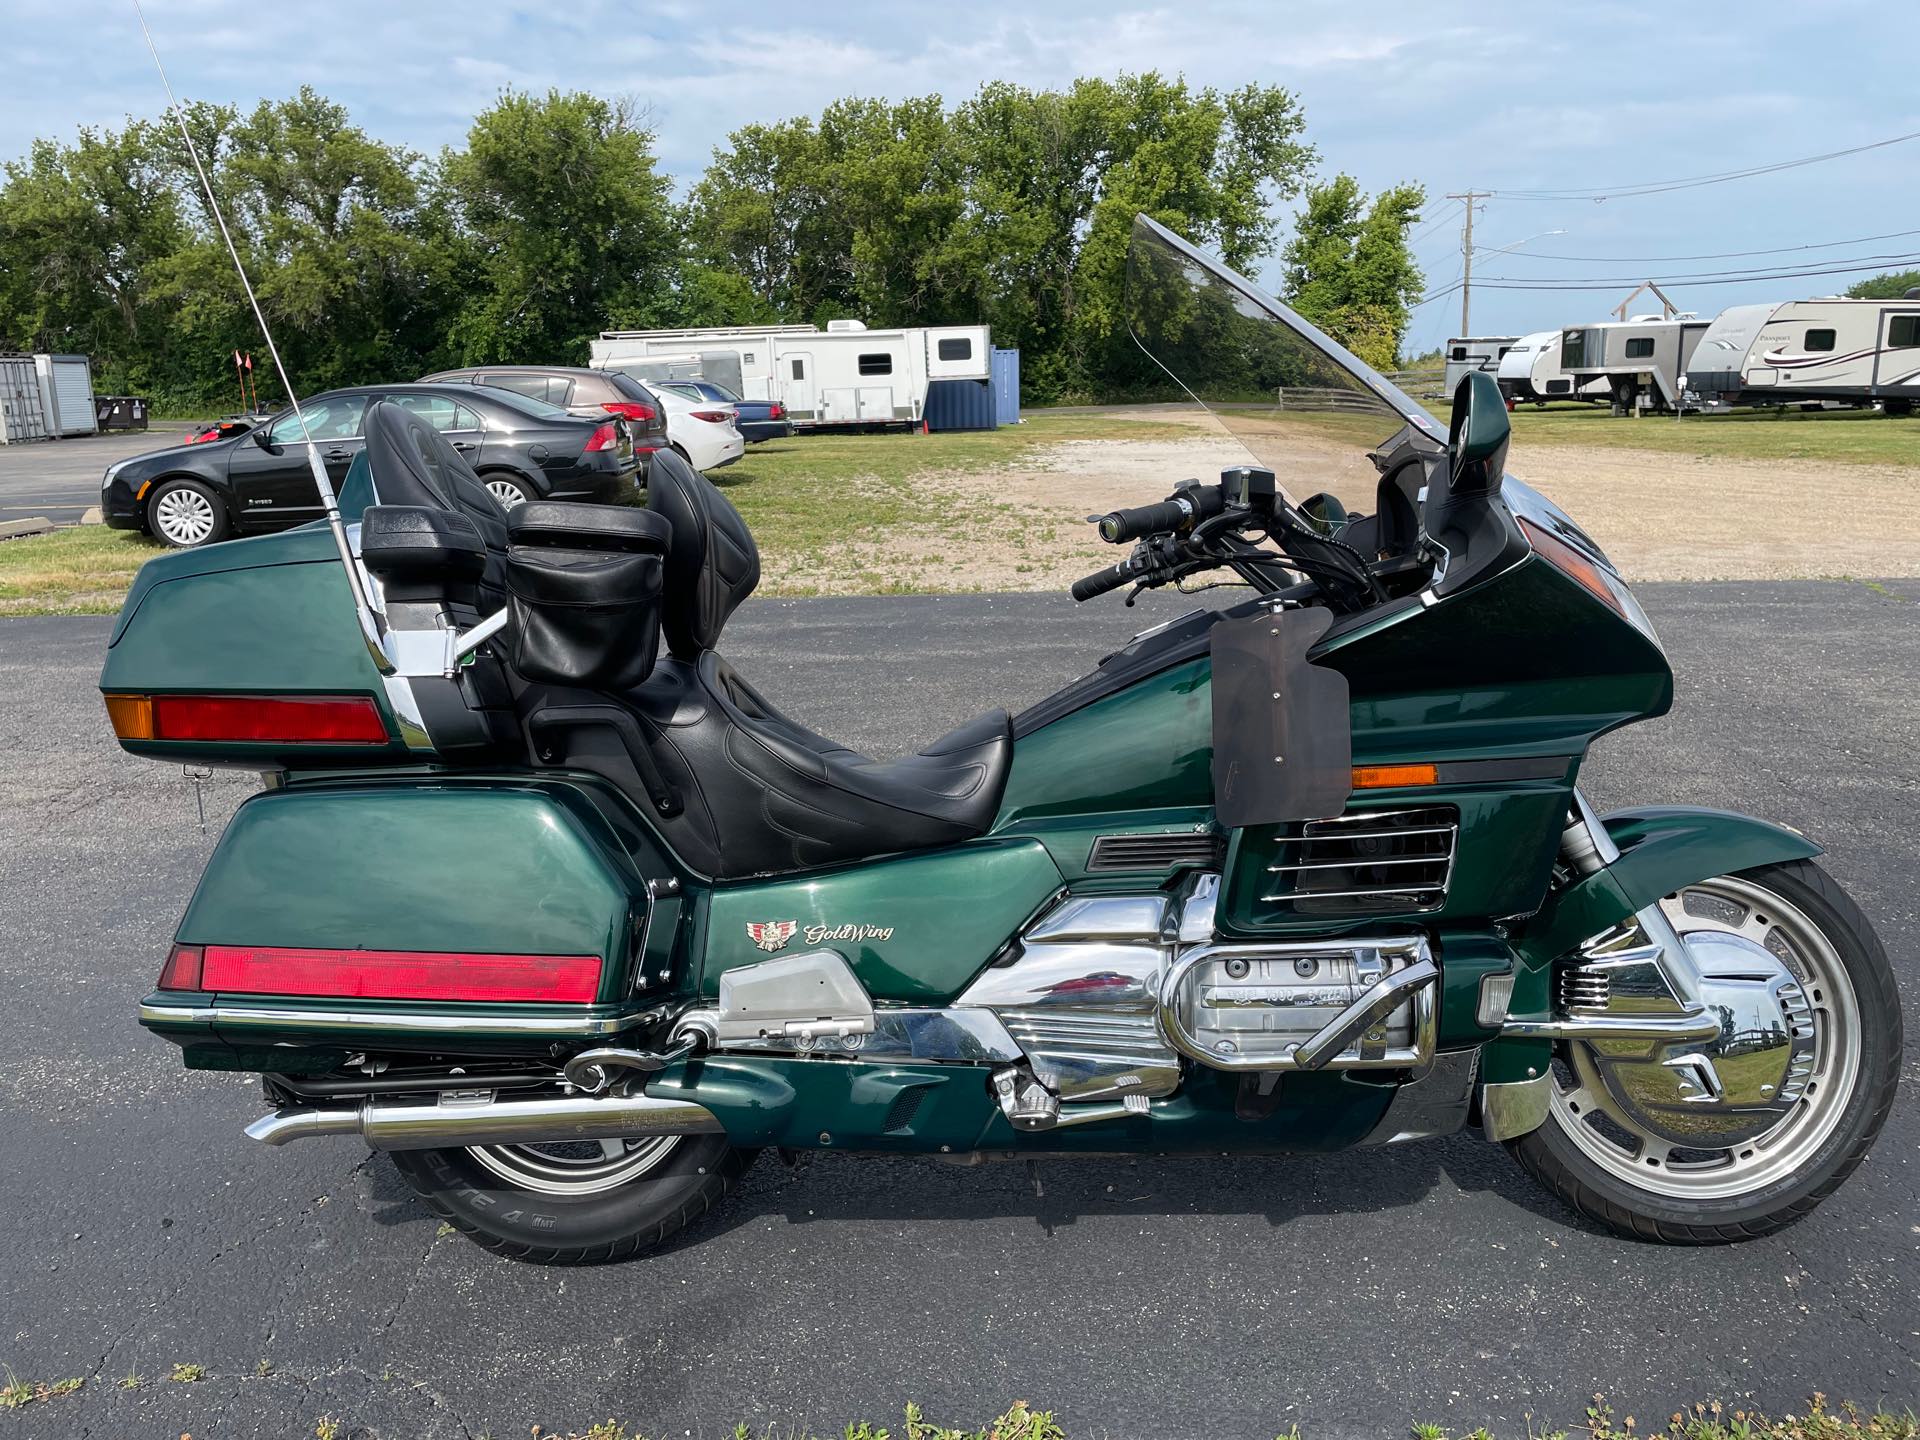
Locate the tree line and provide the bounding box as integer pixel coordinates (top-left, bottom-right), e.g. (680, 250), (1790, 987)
(0, 77), (1426, 413)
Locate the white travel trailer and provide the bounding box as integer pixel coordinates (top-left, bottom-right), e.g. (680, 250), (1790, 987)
(590, 321), (993, 428)
(1685, 294), (1920, 413)
(1495, 330), (1608, 405)
(1559, 316), (1710, 414)
(1442, 336), (1520, 398)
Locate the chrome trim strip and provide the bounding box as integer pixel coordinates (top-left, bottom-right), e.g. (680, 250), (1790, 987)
(140, 1000), (641, 1037)
(1499, 1010), (1721, 1043)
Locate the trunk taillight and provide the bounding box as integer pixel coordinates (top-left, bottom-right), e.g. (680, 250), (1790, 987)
(690, 410), (730, 424)
(582, 421), (620, 452)
(158, 945), (603, 1003)
(602, 401), (657, 423)
(768, 403), (785, 419)
(104, 693), (389, 744)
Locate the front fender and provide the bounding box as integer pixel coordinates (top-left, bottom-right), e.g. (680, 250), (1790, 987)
(1518, 806), (1820, 967)
(1480, 806), (1820, 1097)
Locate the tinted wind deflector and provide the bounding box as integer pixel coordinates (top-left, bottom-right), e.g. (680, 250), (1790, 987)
(1123, 215), (1445, 507)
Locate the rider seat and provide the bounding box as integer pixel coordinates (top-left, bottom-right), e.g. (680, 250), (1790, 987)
(624, 451), (1014, 877)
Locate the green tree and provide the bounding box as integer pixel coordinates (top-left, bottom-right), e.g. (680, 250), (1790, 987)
(1280, 173), (1425, 370)
(446, 89), (675, 362)
(1846, 269), (1920, 299)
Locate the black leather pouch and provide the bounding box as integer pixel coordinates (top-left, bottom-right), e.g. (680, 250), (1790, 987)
(505, 503), (672, 690)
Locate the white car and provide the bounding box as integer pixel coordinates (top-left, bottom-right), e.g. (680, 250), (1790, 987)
(650, 384), (744, 472)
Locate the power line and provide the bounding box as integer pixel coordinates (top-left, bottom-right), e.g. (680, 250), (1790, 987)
(1475, 226), (1920, 264)
(1486, 128), (1920, 202)
(1467, 248), (1920, 288)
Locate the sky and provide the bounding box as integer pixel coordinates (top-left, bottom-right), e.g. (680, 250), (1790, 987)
(3, 0), (1917, 346)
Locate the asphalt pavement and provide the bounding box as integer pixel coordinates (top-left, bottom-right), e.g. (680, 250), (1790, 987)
(0, 425), (199, 525)
(1, 583), (1916, 1440)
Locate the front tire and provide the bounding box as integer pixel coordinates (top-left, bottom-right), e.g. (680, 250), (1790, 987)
(1510, 859), (1900, 1243)
(390, 1132), (750, 1264)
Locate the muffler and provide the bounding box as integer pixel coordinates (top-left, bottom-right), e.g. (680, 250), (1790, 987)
(244, 1089), (725, 1150)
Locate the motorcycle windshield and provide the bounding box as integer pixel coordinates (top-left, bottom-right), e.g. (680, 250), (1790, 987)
(1124, 215), (1447, 505)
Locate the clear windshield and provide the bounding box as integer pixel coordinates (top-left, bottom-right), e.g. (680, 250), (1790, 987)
(1124, 215), (1446, 509)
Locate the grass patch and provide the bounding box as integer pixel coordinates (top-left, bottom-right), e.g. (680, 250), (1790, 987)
(0, 525), (163, 617)
(1507, 402), (1920, 466)
(0, 1371), (82, 1409)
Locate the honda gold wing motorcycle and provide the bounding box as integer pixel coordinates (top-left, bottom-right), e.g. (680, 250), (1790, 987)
(109, 217), (1900, 1263)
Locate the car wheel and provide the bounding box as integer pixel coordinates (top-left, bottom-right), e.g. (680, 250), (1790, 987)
(147, 478), (229, 548)
(670, 443), (696, 470)
(483, 474), (532, 509)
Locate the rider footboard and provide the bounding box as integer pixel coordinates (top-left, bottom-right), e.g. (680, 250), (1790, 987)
(138, 777), (672, 1068)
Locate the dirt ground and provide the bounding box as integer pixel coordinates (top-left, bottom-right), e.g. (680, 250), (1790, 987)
(916, 409), (1920, 590)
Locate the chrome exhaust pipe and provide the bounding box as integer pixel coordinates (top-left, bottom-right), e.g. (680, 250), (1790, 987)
(245, 1090), (725, 1150)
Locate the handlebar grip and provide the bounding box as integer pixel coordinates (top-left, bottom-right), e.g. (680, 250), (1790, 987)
(1070, 560), (1138, 602)
(1096, 485), (1226, 543)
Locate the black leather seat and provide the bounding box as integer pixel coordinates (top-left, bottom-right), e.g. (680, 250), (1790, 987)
(360, 400), (512, 608)
(625, 450), (1013, 877)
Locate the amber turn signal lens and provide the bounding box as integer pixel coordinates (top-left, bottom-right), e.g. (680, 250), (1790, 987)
(1351, 763), (1439, 789)
(1517, 516), (1624, 616)
(104, 693), (155, 740)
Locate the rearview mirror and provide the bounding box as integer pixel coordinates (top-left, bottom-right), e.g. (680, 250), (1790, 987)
(1447, 371), (1510, 495)
(253, 426), (276, 451)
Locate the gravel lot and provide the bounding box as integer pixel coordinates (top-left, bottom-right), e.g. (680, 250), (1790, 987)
(1, 582), (1916, 1439)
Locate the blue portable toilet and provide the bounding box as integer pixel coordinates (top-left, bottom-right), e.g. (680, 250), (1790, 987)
(992, 347), (1020, 425)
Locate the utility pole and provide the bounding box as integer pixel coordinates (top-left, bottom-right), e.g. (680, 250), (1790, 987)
(1446, 190), (1489, 336)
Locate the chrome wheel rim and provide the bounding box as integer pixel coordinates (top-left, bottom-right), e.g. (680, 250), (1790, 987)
(485, 478), (527, 508)
(466, 1134), (681, 1196)
(153, 487), (216, 545)
(1549, 876), (1861, 1201)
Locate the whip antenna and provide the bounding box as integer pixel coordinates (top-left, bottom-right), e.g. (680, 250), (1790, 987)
(131, 0), (388, 657)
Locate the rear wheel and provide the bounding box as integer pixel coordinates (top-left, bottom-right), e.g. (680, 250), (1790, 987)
(482, 473), (531, 509)
(1510, 860), (1900, 1243)
(390, 1131), (750, 1264)
(148, 478), (229, 548)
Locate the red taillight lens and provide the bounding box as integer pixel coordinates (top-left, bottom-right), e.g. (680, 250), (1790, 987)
(690, 410), (730, 424)
(195, 946), (603, 1003)
(602, 401), (657, 423)
(583, 421), (620, 452)
(768, 403), (784, 419)
(127, 694), (390, 744)
(157, 943), (205, 991)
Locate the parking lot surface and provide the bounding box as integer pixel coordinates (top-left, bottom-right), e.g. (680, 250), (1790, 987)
(1, 583), (1916, 1439)
(0, 425), (198, 525)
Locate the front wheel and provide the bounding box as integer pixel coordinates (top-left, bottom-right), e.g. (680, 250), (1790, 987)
(148, 478), (230, 548)
(390, 1131), (750, 1264)
(1510, 859), (1900, 1243)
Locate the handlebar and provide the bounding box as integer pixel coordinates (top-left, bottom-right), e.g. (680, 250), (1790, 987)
(1070, 556), (1144, 602)
(1095, 485), (1225, 543)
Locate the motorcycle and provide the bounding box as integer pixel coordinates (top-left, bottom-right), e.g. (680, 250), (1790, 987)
(108, 216), (1900, 1263)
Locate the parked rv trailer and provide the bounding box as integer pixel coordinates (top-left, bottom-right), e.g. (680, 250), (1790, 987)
(1559, 317), (1710, 414)
(591, 321), (992, 428)
(1495, 330), (1608, 405)
(1442, 336), (1520, 397)
(1712, 296), (1920, 414)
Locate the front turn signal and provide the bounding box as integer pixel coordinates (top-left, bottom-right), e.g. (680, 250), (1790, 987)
(1351, 762), (1438, 790)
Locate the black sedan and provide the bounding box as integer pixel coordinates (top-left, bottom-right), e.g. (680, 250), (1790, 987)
(102, 384), (638, 548)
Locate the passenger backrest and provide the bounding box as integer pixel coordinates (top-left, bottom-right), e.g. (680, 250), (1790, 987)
(645, 447), (759, 658)
(361, 399), (511, 605)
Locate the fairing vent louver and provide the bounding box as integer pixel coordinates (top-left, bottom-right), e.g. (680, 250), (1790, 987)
(1261, 806), (1458, 916)
(1087, 831), (1225, 873)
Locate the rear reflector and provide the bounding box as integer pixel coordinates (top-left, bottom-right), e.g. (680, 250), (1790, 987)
(188, 946), (604, 1004)
(1351, 763), (1439, 789)
(106, 693), (389, 744)
(157, 943), (205, 991)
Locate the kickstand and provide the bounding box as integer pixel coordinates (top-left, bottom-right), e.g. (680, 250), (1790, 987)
(1025, 1159), (1045, 1199)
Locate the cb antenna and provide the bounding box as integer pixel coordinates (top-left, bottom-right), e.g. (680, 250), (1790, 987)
(131, 0), (388, 659)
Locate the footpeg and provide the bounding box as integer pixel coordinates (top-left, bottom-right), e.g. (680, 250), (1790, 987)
(562, 1035), (699, 1093)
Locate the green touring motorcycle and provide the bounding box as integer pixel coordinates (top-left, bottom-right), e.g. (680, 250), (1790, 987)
(110, 217), (1901, 1262)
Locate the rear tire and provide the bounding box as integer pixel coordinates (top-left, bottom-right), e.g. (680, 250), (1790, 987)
(482, 473), (531, 509)
(1509, 859), (1900, 1243)
(147, 478), (229, 548)
(390, 1132), (750, 1265)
